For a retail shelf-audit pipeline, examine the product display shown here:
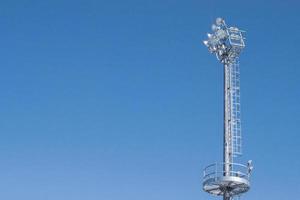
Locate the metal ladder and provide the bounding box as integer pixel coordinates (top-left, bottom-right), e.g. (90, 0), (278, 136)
(230, 60), (242, 157)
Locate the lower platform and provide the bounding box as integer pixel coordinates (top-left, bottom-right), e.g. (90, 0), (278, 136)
(202, 163), (251, 196)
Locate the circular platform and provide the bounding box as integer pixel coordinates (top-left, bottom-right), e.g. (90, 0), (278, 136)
(202, 163), (251, 196)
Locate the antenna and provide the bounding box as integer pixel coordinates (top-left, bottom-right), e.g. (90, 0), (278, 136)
(202, 18), (253, 200)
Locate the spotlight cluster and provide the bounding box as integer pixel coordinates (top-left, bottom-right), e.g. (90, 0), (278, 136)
(203, 18), (245, 63)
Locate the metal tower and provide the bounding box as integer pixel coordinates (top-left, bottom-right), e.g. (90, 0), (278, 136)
(202, 18), (253, 200)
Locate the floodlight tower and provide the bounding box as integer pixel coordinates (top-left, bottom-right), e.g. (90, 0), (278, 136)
(202, 18), (253, 200)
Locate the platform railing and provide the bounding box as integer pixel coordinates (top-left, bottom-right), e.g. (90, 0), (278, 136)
(203, 162), (250, 183)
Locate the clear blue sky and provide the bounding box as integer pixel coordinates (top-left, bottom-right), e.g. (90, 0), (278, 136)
(0, 0), (299, 199)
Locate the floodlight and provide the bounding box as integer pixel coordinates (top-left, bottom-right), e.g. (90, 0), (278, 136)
(215, 29), (227, 40)
(215, 17), (224, 26)
(211, 24), (218, 32)
(203, 40), (209, 47)
(207, 33), (213, 38)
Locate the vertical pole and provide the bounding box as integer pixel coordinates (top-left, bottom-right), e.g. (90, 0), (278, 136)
(224, 62), (232, 176)
(223, 195), (231, 200)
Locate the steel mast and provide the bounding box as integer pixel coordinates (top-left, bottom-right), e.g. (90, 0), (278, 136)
(202, 18), (253, 200)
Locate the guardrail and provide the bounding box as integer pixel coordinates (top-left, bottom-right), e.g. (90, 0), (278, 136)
(203, 162), (250, 182)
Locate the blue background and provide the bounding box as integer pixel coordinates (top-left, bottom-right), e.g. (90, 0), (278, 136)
(0, 0), (299, 199)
